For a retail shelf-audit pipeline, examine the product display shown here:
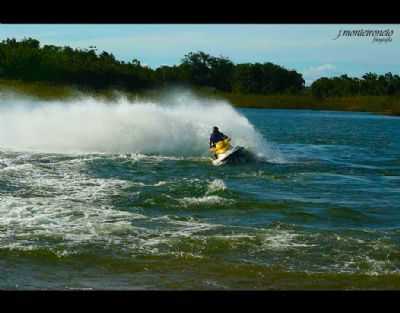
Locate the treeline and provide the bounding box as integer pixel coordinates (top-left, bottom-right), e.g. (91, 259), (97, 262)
(0, 38), (155, 90)
(0, 38), (305, 94)
(1, 38), (399, 99)
(311, 73), (400, 98)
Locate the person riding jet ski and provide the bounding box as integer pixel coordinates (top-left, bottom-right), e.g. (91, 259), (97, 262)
(209, 126), (252, 166)
(209, 126), (230, 159)
(209, 126), (229, 148)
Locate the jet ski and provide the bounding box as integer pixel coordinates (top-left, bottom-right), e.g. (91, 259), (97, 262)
(210, 138), (252, 166)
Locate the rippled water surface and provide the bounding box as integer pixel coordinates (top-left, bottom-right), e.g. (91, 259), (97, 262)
(1, 107), (399, 289)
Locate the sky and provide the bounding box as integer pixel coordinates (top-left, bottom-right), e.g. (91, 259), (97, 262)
(0, 24), (399, 85)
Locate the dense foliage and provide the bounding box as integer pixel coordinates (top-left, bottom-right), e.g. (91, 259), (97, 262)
(311, 73), (400, 98)
(0, 38), (155, 90)
(2, 38), (399, 99)
(0, 38), (305, 94)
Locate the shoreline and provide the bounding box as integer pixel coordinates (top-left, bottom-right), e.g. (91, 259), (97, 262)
(208, 91), (400, 117)
(1, 79), (399, 117)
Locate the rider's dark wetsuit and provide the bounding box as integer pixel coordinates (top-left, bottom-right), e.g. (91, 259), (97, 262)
(209, 130), (229, 160)
(209, 131), (228, 148)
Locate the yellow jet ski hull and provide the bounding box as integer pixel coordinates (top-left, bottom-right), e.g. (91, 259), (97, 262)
(210, 138), (252, 166)
(212, 146), (246, 166)
(210, 138), (232, 156)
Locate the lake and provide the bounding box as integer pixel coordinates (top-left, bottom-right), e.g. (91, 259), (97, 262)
(1, 99), (399, 289)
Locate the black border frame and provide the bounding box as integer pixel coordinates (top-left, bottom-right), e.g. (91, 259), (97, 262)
(1, 2), (400, 309)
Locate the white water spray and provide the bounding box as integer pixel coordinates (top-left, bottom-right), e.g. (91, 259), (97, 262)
(0, 90), (282, 160)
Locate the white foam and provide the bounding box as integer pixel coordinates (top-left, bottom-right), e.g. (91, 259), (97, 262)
(254, 229), (316, 251)
(206, 179), (227, 194)
(0, 153), (228, 256)
(0, 155), (150, 251)
(178, 195), (234, 207)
